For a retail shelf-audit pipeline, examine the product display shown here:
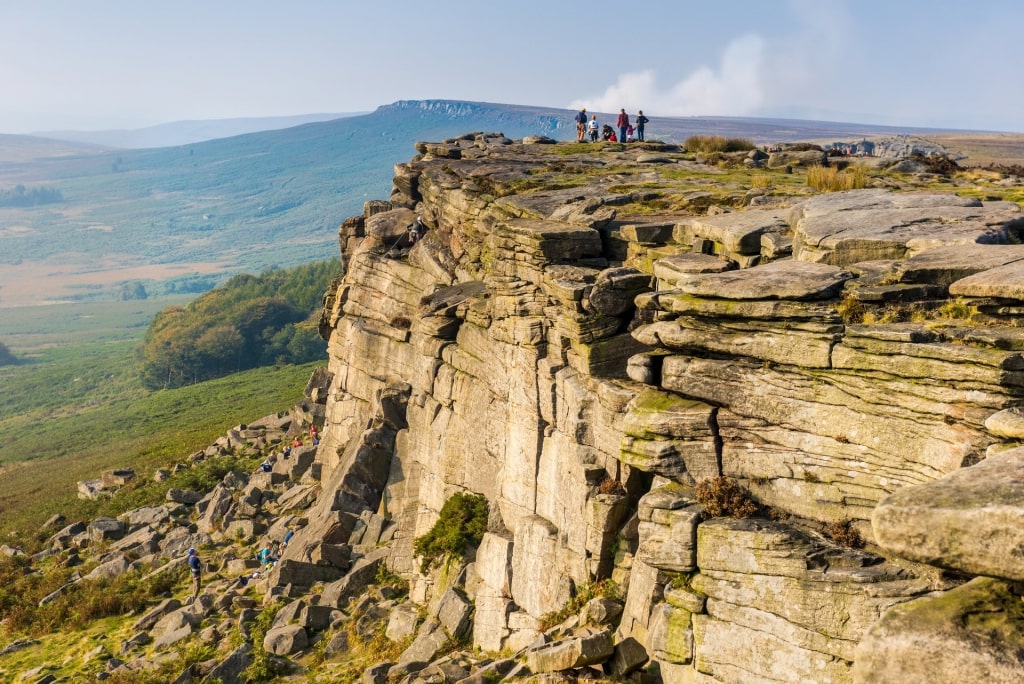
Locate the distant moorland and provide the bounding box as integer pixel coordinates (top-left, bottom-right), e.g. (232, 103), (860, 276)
(4, 100), (1023, 309)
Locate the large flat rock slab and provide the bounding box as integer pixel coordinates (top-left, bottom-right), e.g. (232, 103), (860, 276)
(676, 260), (853, 301)
(896, 243), (1024, 286)
(788, 189), (1024, 266)
(872, 446), (1024, 581)
(652, 253), (734, 288)
(685, 210), (788, 256)
(496, 218), (603, 260)
(949, 260), (1024, 300)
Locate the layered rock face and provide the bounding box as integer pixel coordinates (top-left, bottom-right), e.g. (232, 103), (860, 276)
(309, 136), (1024, 683)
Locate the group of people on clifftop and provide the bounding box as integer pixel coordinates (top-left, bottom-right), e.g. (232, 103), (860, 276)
(574, 107), (649, 143)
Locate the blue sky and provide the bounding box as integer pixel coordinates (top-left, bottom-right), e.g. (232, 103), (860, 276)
(0, 0), (1021, 133)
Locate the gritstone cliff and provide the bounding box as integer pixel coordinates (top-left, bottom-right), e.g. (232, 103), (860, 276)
(268, 135), (1024, 682)
(37, 136), (1024, 683)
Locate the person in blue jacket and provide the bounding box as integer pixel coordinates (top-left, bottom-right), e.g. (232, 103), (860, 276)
(635, 110), (649, 141)
(187, 547), (202, 602)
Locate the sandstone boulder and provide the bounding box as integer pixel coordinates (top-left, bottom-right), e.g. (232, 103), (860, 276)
(872, 447), (1024, 581)
(525, 629), (614, 672)
(852, 577), (1024, 684)
(263, 624), (308, 656)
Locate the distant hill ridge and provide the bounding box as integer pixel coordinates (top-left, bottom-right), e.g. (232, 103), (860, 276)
(30, 112), (365, 149)
(0, 99), (1020, 308)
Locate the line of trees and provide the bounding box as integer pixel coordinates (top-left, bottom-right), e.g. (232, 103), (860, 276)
(0, 184), (63, 207)
(138, 259), (341, 389)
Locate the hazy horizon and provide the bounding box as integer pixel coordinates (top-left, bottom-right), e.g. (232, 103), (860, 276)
(1, 1), (1022, 135)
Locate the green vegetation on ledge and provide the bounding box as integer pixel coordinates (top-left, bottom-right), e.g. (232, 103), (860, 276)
(413, 492), (489, 572)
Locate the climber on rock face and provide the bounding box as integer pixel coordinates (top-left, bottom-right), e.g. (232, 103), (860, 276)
(407, 216), (426, 245)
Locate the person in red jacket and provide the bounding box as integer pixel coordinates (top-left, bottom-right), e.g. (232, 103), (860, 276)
(617, 109), (629, 144)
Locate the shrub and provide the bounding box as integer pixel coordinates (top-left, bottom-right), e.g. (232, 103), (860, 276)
(684, 135), (755, 154)
(787, 143), (824, 152)
(597, 477), (627, 496)
(823, 520), (865, 549)
(936, 298), (973, 320)
(413, 492), (489, 572)
(836, 296), (865, 323)
(0, 562), (177, 636)
(750, 173), (773, 189)
(375, 563), (410, 596)
(242, 601), (285, 682)
(540, 578), (620, 629)
(695, 476), (760, 518)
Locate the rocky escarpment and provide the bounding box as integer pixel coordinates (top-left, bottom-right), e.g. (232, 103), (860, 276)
(292, 135), (1024, 683)
(14, 136), (1024, 683)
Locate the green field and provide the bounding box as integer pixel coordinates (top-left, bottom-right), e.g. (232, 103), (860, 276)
(0, 298), (320, 542)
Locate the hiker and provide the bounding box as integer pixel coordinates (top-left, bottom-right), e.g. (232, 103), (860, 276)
(636, 110), (649, 141)
(282, 444), (292, 460)
(626, 124), (635, 142)
(260, 459), (272, 473)
(575, 108), (588, 142)
(292, 437), (303, 449)
(588, 115), (599, 142)
(617, 109), (629, 144)
(187, 547), (202, 602)
(282, 527), (295, 550)
(309, 424), (318, 441)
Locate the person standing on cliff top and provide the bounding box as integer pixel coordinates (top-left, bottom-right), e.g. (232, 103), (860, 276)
(588, 115), (599, 142)
(575, 108), (588, 142)
(636, 110), (649, 141)
(617, 109), (629, 144)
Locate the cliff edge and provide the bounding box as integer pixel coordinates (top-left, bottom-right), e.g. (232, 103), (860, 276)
(287, 135), (1024, 683)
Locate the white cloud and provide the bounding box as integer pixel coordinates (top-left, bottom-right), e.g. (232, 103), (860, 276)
(569, 1), (856, 122)
(569, 35), (766, 116)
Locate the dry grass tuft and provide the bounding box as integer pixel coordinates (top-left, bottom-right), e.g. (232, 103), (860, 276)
(695, 476), (760, 518)
(597, 477), (627, 496)
(807, 164), (869, 192)
(823, 520), (865, 549)
(685, 135), (755, 154)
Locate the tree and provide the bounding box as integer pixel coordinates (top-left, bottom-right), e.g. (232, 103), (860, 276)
(0, 341), (17, 366)
(119, 282), (148, 300)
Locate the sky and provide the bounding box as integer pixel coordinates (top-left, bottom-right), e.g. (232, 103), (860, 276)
(0, 0), (1022, 134)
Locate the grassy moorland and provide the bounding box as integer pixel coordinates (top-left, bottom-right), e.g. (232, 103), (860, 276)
(0, 298), (320, 543)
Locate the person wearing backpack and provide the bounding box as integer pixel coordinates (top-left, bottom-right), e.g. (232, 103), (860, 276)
(588, 115), (599, 142)
(187, 547), (202, 603)
(574, 108), (588, 142)
(636, 110), (650, 141)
